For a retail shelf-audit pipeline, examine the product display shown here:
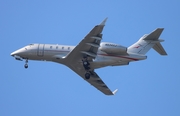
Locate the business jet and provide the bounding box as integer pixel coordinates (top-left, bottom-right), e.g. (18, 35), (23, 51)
(11, 18), (167, 95)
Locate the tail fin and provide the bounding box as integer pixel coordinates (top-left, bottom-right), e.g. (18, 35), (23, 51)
(127, 28), (167, 55)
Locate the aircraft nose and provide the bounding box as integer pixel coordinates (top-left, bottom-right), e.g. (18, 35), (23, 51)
(10, 52), (15, 56)
(10, 48), (25, 56)
(11, 50), (19, 56)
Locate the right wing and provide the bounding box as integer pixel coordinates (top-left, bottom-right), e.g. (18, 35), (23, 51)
(64, 18), (108, 62)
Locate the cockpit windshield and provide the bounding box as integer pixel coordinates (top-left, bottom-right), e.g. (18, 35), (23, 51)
(25, 44), (34, 49)
(27, 44), (34, 47)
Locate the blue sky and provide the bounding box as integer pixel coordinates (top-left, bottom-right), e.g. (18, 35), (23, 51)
(1, 0), (180, 116)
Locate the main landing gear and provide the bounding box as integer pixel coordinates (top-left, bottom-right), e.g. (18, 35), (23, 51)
(85, 72), (91, 79)
(24, 59), (28, 69)
(82, 57), (91, 79)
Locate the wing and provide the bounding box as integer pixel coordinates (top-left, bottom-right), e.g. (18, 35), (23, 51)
(65, 18), (108, 62)
(64, 18), (117, 95)
(68, 64), (117, 95)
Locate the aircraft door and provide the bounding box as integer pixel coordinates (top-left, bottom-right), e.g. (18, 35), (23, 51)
(37, 44), (44, 56)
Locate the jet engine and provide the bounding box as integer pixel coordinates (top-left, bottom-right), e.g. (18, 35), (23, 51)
(99, 42), (127, 54)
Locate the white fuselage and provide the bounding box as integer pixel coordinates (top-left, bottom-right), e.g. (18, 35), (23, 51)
(11, 43), (147, 68)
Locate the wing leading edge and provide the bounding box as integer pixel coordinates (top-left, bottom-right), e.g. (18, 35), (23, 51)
(63, 18), (118, 95)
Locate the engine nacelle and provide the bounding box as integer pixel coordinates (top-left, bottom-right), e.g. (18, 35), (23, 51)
(100, 42), (127, 54)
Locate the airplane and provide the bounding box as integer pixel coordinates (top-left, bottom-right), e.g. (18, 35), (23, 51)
(10, 18), (167, 95)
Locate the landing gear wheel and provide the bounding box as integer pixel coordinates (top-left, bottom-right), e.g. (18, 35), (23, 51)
(24, 59), (28, 69)
(24, 64), (28, 68)
(83, 61), (90, 70)
(85, 73), (90, 79)
(83, 61), (88, 65)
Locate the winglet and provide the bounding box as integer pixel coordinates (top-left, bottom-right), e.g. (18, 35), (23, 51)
(112, 89), (118, 95)
(100, 18), (108, 26)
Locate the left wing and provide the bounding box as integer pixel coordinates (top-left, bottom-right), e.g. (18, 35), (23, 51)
(63, 18), (117, 95)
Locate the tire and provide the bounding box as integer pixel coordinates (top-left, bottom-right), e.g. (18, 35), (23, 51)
(24, 64), (28, 68)
(85, 73), (90, 79)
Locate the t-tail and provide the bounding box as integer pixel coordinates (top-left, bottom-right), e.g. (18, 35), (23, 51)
(127, 28), (167, 55)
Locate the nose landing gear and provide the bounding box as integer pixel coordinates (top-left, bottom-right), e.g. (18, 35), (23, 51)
(24, 59), (28, 68)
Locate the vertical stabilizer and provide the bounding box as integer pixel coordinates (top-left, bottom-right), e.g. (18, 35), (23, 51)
(127, 28), (167, 55)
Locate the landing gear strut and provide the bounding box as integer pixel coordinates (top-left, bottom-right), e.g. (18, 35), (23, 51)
(24, 59), (28, 69)
(82, 57), (90, 70)
(82, 56), (91, 79)
(83, 61), (90, 70)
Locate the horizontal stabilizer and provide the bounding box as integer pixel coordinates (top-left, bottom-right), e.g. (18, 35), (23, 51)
(144, 28), (164, 40)
(153, 42), (167, 55)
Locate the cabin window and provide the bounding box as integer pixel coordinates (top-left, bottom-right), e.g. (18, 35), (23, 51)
(50, 46), (52, 49)
(68, 47), (70, 50)
(56, 46), (58, 49)
(62, 47), (64, 49)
